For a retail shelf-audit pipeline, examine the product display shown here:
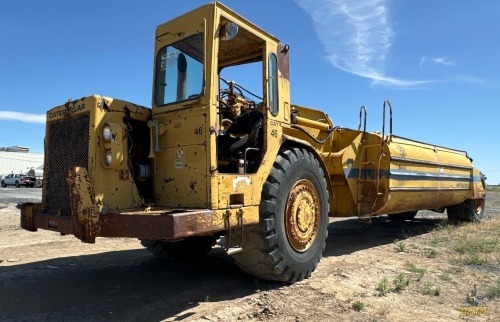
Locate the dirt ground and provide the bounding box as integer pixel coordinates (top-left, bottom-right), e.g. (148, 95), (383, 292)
(1, 191), (499, 322)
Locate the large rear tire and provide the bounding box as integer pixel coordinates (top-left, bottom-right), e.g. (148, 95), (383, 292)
(15, 181), (20, 188)
(0, 181), (6, 188)
(232, 147), (329, 283)
(447, 198), (485, 222)
(447, 175), (486, 223)
(140, 236), (217, 259)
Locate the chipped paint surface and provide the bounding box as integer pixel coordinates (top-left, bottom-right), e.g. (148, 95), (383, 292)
(232, 176), (251, 191)
(67, 167), (99, 242)
(22, 4), (485, 246)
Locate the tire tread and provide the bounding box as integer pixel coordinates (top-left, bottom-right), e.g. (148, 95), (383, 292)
(233, 147), (329, 283)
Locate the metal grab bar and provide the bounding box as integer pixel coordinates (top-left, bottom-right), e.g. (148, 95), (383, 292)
(382, 99), (393, 141)
(358, 105), (367, 132)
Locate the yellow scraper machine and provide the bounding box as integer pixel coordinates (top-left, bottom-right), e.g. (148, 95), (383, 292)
(21, 3), (485, 283)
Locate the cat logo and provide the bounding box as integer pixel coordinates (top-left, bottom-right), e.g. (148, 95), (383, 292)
(396, 145), (407, 157)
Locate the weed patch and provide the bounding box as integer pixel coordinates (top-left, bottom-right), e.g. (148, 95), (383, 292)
(377, 277), (389, 296)
(427, 249), (438, 258)
(421, 282), (441, 296)
(487, 279), (500, 299)
(453, 236), (499, 254)
(352, 300), (364, 311)
(394, 241), (407, 253)
(393, 274), (410, 292)
(405, 262), (426, 280)
(445, 266), (463, 274)
(438, 273), (452, 282)
(452, 235), (499, 265)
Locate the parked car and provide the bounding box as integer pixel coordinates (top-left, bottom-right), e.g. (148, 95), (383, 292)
(35, 176), (43, 188)
(1, 174), (37, 188)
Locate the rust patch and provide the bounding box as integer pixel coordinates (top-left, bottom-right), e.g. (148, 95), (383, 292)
(119, 169), (129, 180)
(189, 180), (198, 191)
(82, 171), (96, 202)
(67, 169), (85, 241)
(20, 203), (43, 231)
(163, 177), (174, 183)
(66, 168), (99, 243)
(123, 105), (131, 119)
(96, 97), (103, 111)
(63, 98), (86, 118)
(278, 44), (290, 80)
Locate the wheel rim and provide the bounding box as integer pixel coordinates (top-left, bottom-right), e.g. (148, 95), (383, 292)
(474, 199), (484, 215)
(285, 179), (320, 253)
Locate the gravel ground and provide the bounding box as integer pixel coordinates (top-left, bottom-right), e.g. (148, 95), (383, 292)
(0, 187), (41, 204)
(0, 189), (498, 321)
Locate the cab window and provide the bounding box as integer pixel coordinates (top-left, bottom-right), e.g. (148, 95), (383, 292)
(154, 33), (204, 106)
(268, 53), (278, 116)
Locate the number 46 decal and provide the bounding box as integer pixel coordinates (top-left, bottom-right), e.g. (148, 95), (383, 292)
(194, 127), (203, 135)
(271, 129), (278, 138)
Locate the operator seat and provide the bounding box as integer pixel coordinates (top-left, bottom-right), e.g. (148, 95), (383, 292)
(227, 110), (263, 152)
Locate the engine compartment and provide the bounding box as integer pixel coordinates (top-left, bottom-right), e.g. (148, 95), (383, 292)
(216, 77), (264, 174)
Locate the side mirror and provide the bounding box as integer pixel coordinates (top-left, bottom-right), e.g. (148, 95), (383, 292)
(219, 21), (238, 41)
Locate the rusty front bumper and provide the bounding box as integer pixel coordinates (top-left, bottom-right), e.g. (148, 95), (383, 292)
(20, 203), (257, 243)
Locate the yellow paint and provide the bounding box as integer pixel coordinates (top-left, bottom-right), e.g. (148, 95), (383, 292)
(46, 95), (150, 213)
(41, 3), (485, 241)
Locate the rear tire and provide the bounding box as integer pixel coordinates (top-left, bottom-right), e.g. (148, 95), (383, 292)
(447, 198), (485, 222)
(140, 236), (217, 259)
(15, 181), (20, 188)
(388, 211), (418, 221)
(448, 175), (486, 223)
(232, 147), (329, 283)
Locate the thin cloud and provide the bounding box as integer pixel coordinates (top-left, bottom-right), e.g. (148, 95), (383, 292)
(295, 0), (432, 88)
(433, 57), (454, 66)
(332, 60), (436, 88)
(0, 111), (46, 124)
(419, 56), (427, 69)
(420, 56), (455, 69)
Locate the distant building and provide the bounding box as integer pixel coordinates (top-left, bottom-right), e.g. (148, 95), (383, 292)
(0, 146), (44, 178)
(0, 146), (30, 153)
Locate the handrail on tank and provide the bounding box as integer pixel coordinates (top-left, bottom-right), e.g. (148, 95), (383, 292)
(390, 134), (469, 158)
(382, 99), (393, 141)
(358, 106), (367, 132)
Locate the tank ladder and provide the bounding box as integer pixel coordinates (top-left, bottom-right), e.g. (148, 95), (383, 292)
(355, 101), (393, 222)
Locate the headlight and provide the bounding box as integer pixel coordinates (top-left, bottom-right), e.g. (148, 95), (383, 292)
(102, 124), (112, 141)
(105, 150), (113, 166)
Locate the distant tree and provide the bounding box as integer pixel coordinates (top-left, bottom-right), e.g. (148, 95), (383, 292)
(27, 169), (35, 177)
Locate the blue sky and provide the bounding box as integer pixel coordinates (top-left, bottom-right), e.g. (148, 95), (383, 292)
(1, 0), (499, 184)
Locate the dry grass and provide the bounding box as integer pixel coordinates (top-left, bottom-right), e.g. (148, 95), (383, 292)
(426, 218), (500, 266)
(486, 185), (500, 192)
(367, 217), (500, 318)
(488, 279), (500, 299)
(454, 220), (500, 265)
(405, 261), (426, 280)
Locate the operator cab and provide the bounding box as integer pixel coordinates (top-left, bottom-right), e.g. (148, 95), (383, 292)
(152, 2), (288, 183)
(216, 17), (266, 174)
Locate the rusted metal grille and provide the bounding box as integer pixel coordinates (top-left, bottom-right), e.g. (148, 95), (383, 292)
(44, 112), (90, 216)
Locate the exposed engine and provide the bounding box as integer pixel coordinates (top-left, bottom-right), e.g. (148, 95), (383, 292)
(217, 78), (264, 174)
